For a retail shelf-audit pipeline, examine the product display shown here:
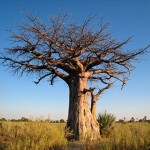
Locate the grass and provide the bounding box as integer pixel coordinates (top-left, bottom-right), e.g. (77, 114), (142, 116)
(0, 121), (68, 150)
(0, 121), (150, 150)
(98, 122), (150, 150)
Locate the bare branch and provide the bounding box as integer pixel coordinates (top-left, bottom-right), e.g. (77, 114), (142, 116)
(34, 73), (52, 84)
(1, 12), (149, 89)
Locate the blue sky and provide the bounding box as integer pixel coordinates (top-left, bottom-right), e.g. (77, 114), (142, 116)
(0, 0), (150, 121)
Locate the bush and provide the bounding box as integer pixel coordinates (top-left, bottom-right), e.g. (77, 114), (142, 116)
(0, 118), (7, 121)
(60, 119), (65, 123)
(97, 111), (115, 137)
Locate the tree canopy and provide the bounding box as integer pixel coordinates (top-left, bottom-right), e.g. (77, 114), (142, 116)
(1, 13), (148, 93)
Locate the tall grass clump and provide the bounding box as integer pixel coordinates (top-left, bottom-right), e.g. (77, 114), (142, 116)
(109, 122), (150, 150)
(97, 122), (150, 150)
(97, 111), (115, 137)
(0, 121), (68, 150)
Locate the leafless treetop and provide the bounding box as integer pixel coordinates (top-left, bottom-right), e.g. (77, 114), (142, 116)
(0, 13), (149, 94)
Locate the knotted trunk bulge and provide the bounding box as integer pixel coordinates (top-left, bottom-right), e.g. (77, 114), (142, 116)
(67, 75), (100, 140)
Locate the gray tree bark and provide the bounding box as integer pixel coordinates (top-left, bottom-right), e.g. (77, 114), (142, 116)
(67, 74), (100, 140)
(91, 99), (97, 121)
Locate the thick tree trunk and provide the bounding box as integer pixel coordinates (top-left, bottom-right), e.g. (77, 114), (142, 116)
(91, 99), (97, 121)
(67, 75), (100, 140)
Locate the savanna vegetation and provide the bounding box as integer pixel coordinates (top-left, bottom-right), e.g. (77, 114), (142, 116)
(0, 121), (67, 150)
(0, 114), (150, 150)
(1, 12), (149, 140)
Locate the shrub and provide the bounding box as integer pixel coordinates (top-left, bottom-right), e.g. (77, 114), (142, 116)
(97, 111), (115, 137)
(0, 118), (7, 121)
(118, 119), (124, 122)
(60, 119), (65, 123)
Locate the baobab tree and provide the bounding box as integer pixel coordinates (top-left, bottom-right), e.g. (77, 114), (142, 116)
(0, 13), (149, 140)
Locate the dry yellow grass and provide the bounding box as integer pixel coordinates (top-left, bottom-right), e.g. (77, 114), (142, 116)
(0, 121), (68, 150)
(0, 121), (150, 150)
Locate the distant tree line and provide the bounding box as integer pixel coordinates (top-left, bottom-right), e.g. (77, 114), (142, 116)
(118, 116), (150, 123)
(0, 116), (149, 123)
(0, 117), (66, 123)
